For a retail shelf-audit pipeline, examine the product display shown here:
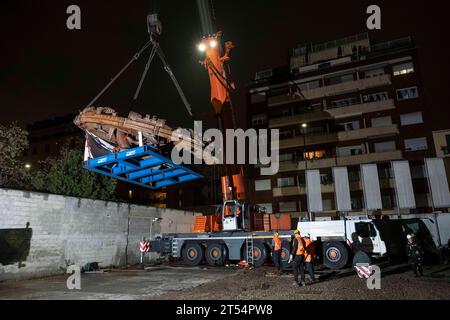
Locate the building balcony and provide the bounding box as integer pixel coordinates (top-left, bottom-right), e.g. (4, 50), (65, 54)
(269, 111), (332, 129)
(279, 157), (338, 173)
(273, 184), (335, 197)
(338, 124), (399, 142)
(273, 178), (395, 198)
(273, 185), (304, 197)
(268, 75), (392, 108)
(348, 179), (395, 191)
(336, 150), (403, 166)
(326, 99), (395, 119)
(280, 133), (338, 150)
(278, 150), (403, 173)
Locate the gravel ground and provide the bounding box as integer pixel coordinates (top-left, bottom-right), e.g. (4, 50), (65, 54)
(149, 265), (450, 300)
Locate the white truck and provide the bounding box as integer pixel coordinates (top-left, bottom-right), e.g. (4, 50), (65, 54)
(298, 217), (439, 269)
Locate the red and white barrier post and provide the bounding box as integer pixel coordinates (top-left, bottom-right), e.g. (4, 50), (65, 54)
(139, 237), (151, 265)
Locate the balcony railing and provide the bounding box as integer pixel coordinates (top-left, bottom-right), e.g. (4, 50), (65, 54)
(338, 124), (399, 142)
(326, 99), (395, 119)
(268, 75), (392, 108)
(337, 150), (403, 166)
(273, 184), (335, 197)
(280, 133), (338, 150)
(279, 157), (338, 172)
(269, 111), (332, 129)
(278, 150), (403, 173)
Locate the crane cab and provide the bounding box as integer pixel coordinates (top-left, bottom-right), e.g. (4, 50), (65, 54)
(221, 200), (250, 231)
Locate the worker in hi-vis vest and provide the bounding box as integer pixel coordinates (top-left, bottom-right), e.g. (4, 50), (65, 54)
(303, 234), (316, 283)
(288, 229), (306, 286)
(271, 231), (282, 274)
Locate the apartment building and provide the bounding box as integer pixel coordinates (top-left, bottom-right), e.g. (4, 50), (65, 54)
(246, 33), (438, 221)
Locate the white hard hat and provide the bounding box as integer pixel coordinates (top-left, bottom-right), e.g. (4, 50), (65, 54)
(407, 234), (413, 240)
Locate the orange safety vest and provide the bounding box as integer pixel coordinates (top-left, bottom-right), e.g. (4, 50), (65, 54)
(295, 235), (305, 255)
(304, 238), (315, 262)
(273, 236), (282, 251)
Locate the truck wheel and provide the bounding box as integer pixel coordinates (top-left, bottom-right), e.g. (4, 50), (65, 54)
(242, 242), (267, 267)
(323, 242), (349, 270)
(205, 243), (227, 266)
(280, 240), (292, 270)
(182, 242), (204, 266)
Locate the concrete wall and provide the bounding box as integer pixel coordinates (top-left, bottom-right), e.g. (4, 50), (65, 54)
(0, 188), (198, 281)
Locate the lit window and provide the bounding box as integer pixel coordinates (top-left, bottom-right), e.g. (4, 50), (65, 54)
(304, 150), (326, 160)
(396, 87), (419, 101)
(393, 62), (414, 76)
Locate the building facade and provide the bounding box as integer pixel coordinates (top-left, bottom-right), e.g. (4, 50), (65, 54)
(246, 33), (441, 221)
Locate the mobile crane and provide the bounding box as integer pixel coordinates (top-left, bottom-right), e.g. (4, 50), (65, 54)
(147, 1), (439, 270)
(77, 1), (439, 270)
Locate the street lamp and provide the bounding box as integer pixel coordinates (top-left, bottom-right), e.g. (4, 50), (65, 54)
(301, 123), (308, 165)
(25, 164), (31, 169)
(301, 123), (310, 222)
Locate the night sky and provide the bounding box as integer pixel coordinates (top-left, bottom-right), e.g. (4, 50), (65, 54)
(1, 1), (450, 129)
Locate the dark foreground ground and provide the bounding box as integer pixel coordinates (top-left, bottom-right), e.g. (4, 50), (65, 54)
(1, 264), (450, 300)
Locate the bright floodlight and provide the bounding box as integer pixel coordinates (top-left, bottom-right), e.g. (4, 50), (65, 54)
(25, 164), (31, 169)
(198, 43), (207, 52)
(302, 123), (308, 128)
(209, 40), (218, 48)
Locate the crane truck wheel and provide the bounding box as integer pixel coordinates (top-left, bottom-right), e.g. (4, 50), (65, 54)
(323, 242), (349, 270)
(205, 243), (227, 266)
(182, 242), (204, 266)
(280, 240), (292, 270)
